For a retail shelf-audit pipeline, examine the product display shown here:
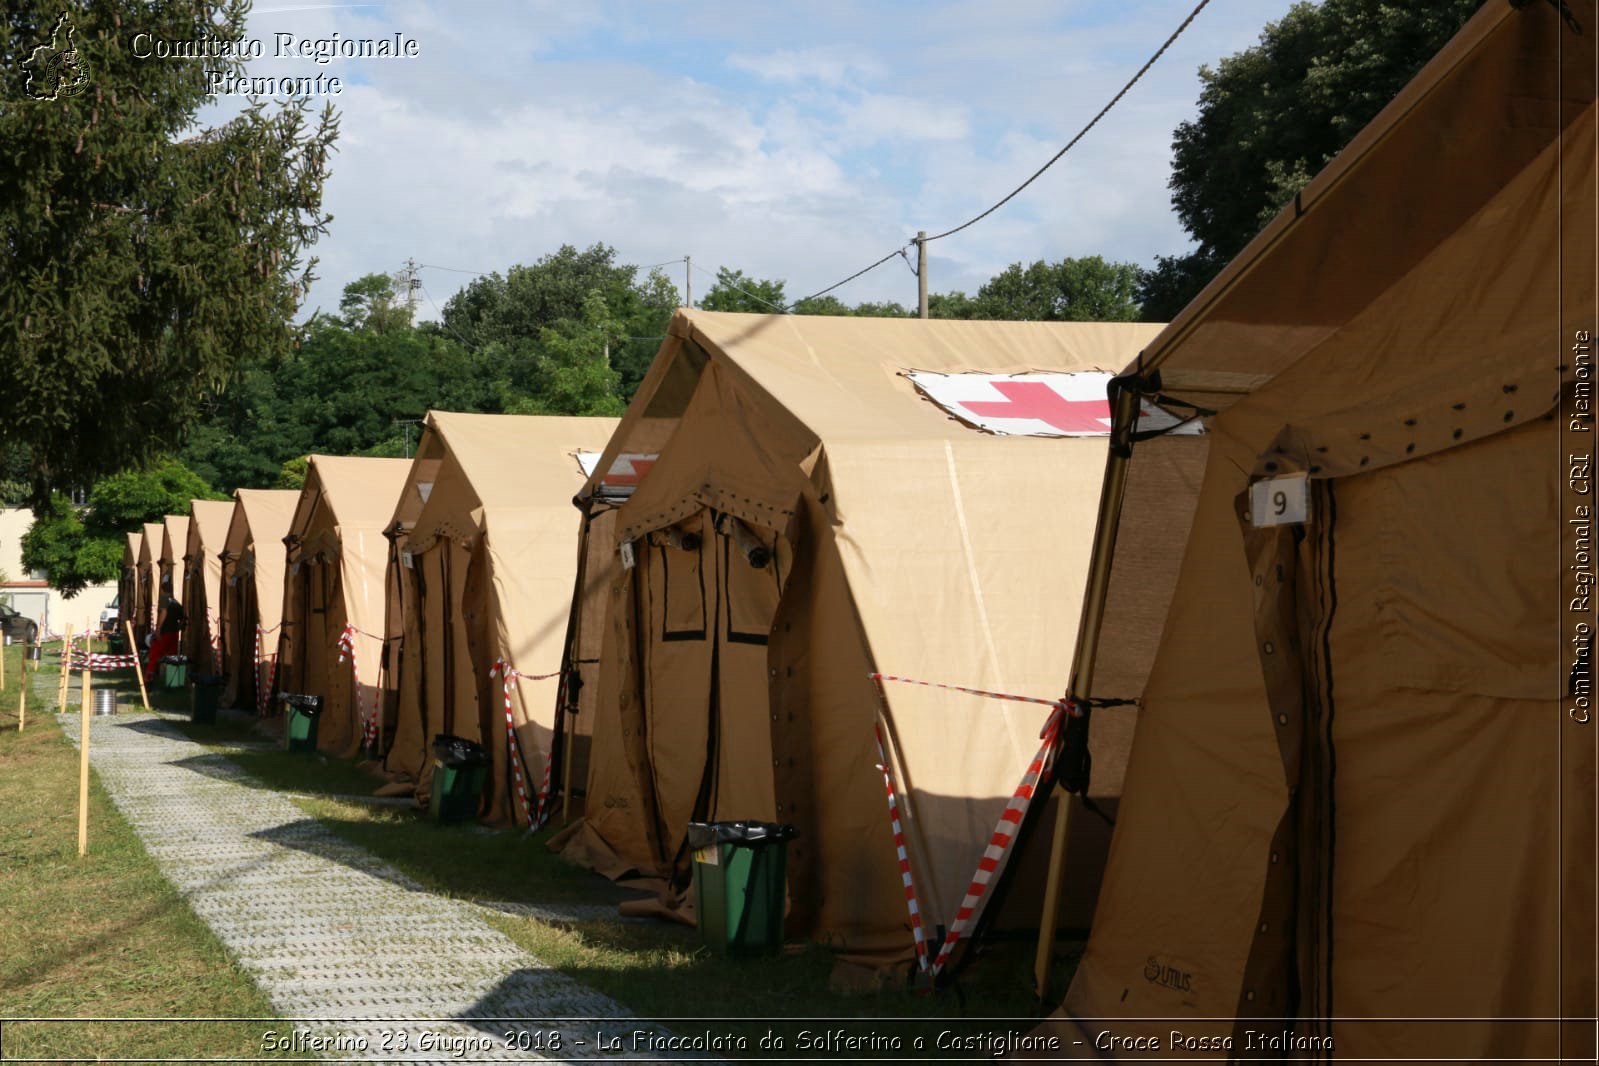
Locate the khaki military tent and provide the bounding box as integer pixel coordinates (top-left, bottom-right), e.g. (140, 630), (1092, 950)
(555, 309), (1165, 971)
(383, 412), (620, 826)
(1031, 3), (1596, 1060)
(136, 521), (163, 635)
(182, 500), (235, 672)
(276, 456), (411, 757)
(119, 532), (143, 636)
(158, 515), (189, 606)
(220, 489), (300, 711)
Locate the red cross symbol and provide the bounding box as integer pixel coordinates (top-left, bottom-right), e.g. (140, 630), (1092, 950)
(957, 381), (1111, 433)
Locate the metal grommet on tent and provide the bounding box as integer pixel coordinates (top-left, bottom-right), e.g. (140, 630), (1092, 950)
(1262, 641), (1274, 654)
(1245, 990), (1256, 1002)
(1276, 714), (1288, 726)
(1270, 852), (1279, 864)
(1253, 575), (1263, 587)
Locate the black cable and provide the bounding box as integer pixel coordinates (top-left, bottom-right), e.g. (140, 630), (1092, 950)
(784, 0), (1213, 307)
(925, 0), (1213, 243)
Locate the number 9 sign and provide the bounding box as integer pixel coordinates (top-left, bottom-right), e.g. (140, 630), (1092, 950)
(1249, 473), (1310, 527)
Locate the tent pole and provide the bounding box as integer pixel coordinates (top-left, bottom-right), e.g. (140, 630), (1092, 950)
(1033, 383), (1140, 1004)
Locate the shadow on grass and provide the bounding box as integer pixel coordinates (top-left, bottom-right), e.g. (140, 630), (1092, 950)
(245, 818), (434, 895)
(279, 806), (637, 909)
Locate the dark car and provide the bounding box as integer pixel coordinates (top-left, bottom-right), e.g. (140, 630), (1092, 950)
(0, 602), (38, 645)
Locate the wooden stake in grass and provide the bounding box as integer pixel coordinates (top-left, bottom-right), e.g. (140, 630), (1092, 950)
(1, 634), (8, 691)
(18, 672), (26, 731)
(57, 625), (74, 711)
(125, 620), (150, 712)
(78, 670), (91, 856)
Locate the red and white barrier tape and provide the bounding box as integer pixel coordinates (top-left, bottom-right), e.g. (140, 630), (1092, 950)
(255, 623), (280, 717)
(488, 660), (560, 830)
(65, 652), (141, 671)
(869, 672), (1081, 715)
(207, 609), (222, 673)
(870, 671), (1079, 977)
(873, 722), (929, 972)
(336, 623), (378, 750)
(927, 704), (1065, 976)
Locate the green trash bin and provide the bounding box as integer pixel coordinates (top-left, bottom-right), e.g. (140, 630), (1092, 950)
(429, 735), (489, 824)
(687, 821), (798, 957)
(281, 694), (322, 753)
(160, 655), (189, 689)
(189, 674), (224, 724)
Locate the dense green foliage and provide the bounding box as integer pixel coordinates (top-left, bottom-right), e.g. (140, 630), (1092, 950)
(20, 459), (221, 596)
(174, 250), (1149, 496)
(1139, 0), (1483, 318)
(0, 0), (337, 502)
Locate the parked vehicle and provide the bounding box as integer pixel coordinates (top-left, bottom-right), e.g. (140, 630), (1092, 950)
(101, 594), (119, 633)
(0, 602), (38, 645)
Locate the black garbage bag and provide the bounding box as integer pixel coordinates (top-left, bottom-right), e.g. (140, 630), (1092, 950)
(685, 821), (799, 850)
(160, 654), (190, 665)
(192, 673), (225, 687)
(279, 693), (323, 715)
(432, 734), (489, 769)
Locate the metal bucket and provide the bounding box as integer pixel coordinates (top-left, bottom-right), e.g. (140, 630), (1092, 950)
(26, 644), (41, 662)
(93, 689), (119, 717)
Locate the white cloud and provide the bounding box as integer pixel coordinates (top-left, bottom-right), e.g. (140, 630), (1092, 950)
(726, 45), (887, 86)
(191, 0), (1302, 315)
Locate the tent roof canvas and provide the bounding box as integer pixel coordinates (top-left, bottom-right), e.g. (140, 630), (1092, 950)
(574, 309), (1164, 960)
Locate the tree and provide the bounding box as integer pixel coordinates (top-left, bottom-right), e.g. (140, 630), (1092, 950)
(0, 1), (338, 504)
(20, 457), (219, 596)
(179, 275), (494, 489)
(1150, 0), (1482, 315)
(966, 257), (1144, 322)
(506, 290), (626, 417)
(276, 456), (308, 491)
(699, 269), (787, 314)
(338, 272), (414, 334)
(439, 245), (678, 400)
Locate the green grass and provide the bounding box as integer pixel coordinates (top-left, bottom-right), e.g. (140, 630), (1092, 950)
(6, 637), (1069, 1052)
(0, 641), (290, 1062)
(185, 713), (1069, 1035)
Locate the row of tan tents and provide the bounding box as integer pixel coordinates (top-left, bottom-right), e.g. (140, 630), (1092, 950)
(107, 3), (1592, 1056)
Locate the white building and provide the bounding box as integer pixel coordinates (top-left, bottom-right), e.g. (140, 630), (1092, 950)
(0, 507), (117, 638)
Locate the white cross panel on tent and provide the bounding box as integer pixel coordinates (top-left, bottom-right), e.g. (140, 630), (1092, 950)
(907, 371), (1206, 438)
(575, 452), (659, 500)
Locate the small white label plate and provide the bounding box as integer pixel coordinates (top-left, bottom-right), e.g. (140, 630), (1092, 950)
(1250, 473), (1309, 527)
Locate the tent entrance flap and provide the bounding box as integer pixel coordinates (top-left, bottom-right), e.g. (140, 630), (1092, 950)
(634, 507), (787, 882)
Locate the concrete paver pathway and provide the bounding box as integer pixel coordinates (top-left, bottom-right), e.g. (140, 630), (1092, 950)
(50, 692), (652, 1063)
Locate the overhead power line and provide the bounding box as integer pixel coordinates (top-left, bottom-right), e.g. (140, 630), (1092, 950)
(688, 259), (789, 315)
(785, 0), (1214, 309)
(417, 263), (489, 276)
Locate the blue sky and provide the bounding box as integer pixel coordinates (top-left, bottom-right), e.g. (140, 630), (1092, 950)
(217, 0), (1301, 317)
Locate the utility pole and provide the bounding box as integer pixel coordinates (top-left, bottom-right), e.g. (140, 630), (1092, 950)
(916, 231), (929, 319)
(392, 417), (423, 459)
(398, 258), (421, 313)
(685, 255), (692, 309)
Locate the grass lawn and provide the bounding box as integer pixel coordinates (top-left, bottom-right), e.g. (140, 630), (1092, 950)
(140, 667), (1072, 1040)
(0, 640), (289, 1062)
(4, 636), (1070, 1054)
